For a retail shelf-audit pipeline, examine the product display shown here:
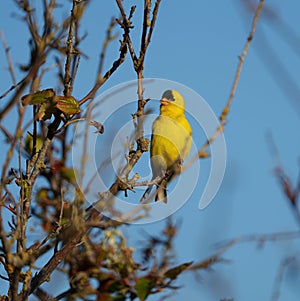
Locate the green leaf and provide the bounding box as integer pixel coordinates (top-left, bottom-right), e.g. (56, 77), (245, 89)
(24, 134), (44, 155)
(55, 96), (81, 115)
(22, 89), (55, 105)
(164, 261), (193, 280)
(37, 102), (58, 121)
(135, 278), (152, 301)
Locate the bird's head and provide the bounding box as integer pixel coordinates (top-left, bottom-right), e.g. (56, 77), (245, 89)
(159, 90), (185, 117)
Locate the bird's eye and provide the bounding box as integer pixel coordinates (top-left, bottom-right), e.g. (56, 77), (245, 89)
(162, 90), (175, 101)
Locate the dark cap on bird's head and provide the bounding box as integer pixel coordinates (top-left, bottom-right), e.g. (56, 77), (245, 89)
(161, 90), (175, 102)
(160, 90), (176, 106)
(160, 90), (185, 112)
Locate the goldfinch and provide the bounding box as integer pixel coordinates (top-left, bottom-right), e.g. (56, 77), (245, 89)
(143, 90), (192, 203)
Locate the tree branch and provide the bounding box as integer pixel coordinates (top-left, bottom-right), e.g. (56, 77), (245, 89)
(185, 0), (265, 169)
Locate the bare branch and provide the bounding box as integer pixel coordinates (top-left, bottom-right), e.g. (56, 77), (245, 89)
(29, 230), (84, 295)
(98, 18), (118, 76)
(185, 0), (265, 169)
(270, 257), (295, 301)
(115, 0), (137, 62)
(140, 0), (151, 55)
(190, 231), (300, 275)
(63, 0), (79, 96)
(140, 0), (161, 63)
(78, 40), (127, 106)
(0, 31), (17, 85)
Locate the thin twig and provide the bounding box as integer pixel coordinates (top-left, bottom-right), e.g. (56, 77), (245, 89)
(254, 26), (300, 115)
(215, 230), (300, 252)
(29, 230), (84, 295)
(140, 0), (151, 55)
(98, 18), (118, 75)
(266, 133), (300, 226)
(63, 0), (78, 97)
(185, 0), (265, 170)
(78, 41), (127, 106)
(270, 257), (295, 301)
(0, 109), (26, 200)
(0, 78), (25, 100)
(190, 231), (300, 272)
(79, 1), (137, 106)
(140, 0), (161, 63)
(0, 31), (17, 85)
(79, 102), (93, 187)
(115, 0), (137, 62)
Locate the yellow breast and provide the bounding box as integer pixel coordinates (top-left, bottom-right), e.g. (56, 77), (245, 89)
(150, 114), (192, 176)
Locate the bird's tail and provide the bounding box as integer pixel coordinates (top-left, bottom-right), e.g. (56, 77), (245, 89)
(142, 173), (173, 203)
(155, 178), (167, 203)
(141, 185), (153, 202)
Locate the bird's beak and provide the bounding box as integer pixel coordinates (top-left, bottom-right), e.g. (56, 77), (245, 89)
(160, 98), (169, 106)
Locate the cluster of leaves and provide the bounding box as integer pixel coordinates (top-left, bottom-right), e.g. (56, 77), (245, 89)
(22, 89), (81, 121)
(54, 222), (193, 301)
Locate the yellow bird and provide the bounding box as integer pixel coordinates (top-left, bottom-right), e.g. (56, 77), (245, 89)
(143, 90), (192, 203)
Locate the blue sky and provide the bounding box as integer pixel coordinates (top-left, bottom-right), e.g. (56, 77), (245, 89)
(1, 1), (300, 300)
